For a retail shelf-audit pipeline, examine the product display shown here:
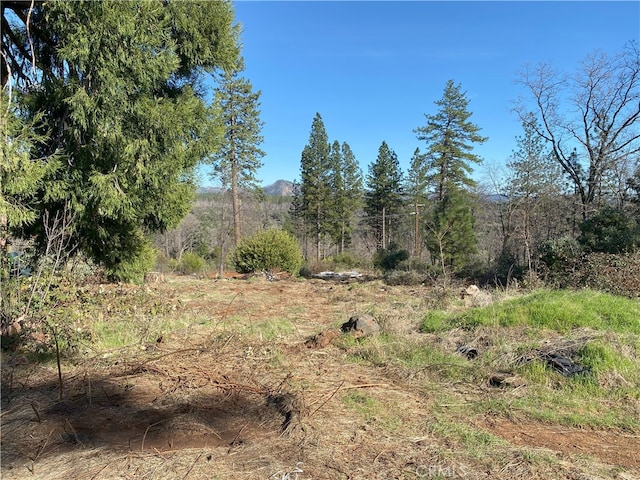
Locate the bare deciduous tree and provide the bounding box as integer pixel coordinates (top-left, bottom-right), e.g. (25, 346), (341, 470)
(516, 42), (640, 219)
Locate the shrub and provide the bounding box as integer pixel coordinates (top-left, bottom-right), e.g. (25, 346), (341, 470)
(579, 252), (640, 297)
(383, 270), (425, 286)
(178, 252), (206, 275)
(232, 229), (303, 275)
(579, 207), (639, 254)
(373, 242), (410, 271)
(538, 236), (583, 285)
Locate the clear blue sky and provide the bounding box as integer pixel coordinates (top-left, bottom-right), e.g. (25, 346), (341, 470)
(199, 1), (640, 188)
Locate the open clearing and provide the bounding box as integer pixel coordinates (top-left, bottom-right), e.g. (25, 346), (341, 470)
(1, 275), (639, 479)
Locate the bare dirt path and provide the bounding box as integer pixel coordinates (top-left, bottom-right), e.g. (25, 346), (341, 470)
(479, 416), (640, 470)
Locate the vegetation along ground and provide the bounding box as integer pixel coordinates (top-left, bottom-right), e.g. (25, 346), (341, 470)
(2, 274), (639, 480)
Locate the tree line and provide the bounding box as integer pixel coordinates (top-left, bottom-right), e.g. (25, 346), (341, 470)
(287, 49), (640, 284)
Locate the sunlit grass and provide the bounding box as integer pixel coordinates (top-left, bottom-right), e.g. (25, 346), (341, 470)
(245, 317), (296, 340)
(427, 414), (507, 458)
(422, 289), (640, 334)
(90, 313), (194, 350)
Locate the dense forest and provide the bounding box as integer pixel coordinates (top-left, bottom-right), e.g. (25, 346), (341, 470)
(2, 0), (640, 314)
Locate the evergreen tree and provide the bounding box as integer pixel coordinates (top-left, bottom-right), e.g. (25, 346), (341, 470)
(1, 101), (64, 322)
(1, 103), (62, 257)
(286, 180), (305, 251)
(405, 148), (428, 201)
(339, 142), (364, 251)
(364, 141), (404, 249)
(414, 80), (487, 273)
(327, 141), (344, 251)
(425, 188), (477, 276)
(2, 0), (239, 282)
(209, 58), (265, 246)
(414, 79), (487, 200)
(327, 141), (363, 253)
(300, 113), (331, 262)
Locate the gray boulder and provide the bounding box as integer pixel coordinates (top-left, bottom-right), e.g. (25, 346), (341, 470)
(341, 314), (380, 338)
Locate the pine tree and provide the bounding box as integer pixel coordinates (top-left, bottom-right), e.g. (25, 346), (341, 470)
(287, 180), (305, 249)
(327, 141), (363, 253)
(209, 58), (265, 246)
(2, 1), (239, 282)
(414, 80), (487, 274)
(340, 142), (364, 251)
(300, 113), (331, 262)
(425, 188), (477, 276)
(364, 141), (404, 249)
(414, 80), (487, 200)
(327, 141), (345, 251)
(1, 102), (63, 321)
(1, 104), (62, 257)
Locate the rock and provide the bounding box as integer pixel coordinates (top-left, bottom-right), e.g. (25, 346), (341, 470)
(341, 314), (380, 338)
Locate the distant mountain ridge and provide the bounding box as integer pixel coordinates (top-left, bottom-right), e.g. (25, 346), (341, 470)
(197, 180), (294, 197)
(263, 179), (294, 197)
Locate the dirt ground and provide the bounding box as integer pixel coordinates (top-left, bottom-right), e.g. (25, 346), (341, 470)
(1, 274), (639, 479)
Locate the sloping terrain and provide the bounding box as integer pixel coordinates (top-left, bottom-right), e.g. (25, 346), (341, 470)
(1, 275), (639, 479)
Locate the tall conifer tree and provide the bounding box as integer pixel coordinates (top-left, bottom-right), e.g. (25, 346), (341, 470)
(209, 58), (265, 246)
(300, 113), (331, 261)
(327, 141), (363, 253)
(414, 80), (487, 274)
(364, 141), (404, 249)
(405, 147), (428, 257)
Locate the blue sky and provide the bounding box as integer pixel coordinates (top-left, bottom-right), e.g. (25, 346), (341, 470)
(199, 1), (639, 188)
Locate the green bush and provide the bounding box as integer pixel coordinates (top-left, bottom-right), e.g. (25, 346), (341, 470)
(579, 252), (640, 297)
(373, 242), (410, 271)
(538, 236), (583, 285)
(232, 229), (303, 275)
(579, 207), (639, 254)
(178, 252), (206, 275)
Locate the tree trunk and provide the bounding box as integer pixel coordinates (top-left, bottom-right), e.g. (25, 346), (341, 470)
(231, 164), (241, 246)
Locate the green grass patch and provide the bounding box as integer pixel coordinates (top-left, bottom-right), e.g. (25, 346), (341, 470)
(246, 317), (295, 340)
(345, 334), (475, 383)
(422, 289), (640, 334)
(341, 391), (404, 431)
(476, 385), (640, 431)
(342, 391), (380, 421)
(91, 313), (193, 350)
(577, 340), (638, 378)
(427, 415), (506, 458)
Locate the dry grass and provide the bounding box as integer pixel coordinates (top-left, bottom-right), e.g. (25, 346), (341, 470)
(1, 275), (639, 479)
